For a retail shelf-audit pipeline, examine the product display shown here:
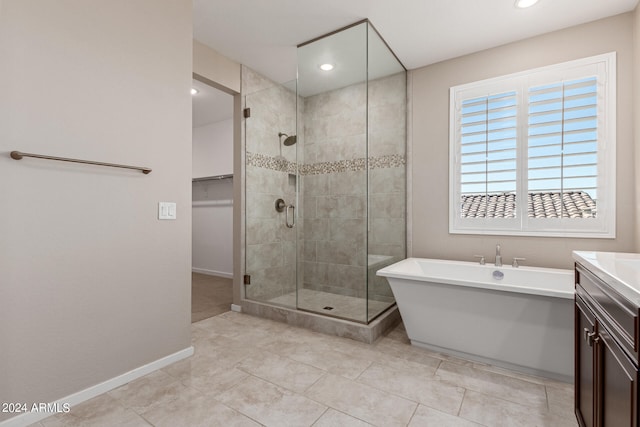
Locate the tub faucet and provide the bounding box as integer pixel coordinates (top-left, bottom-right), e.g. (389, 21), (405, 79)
(495, 244), (502, 267)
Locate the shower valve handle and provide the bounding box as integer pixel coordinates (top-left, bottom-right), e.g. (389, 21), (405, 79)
(275, 198), (295, 228)
(285, 204), (295, 228)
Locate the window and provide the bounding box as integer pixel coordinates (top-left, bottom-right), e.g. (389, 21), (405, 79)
(449, 53), (616, 238)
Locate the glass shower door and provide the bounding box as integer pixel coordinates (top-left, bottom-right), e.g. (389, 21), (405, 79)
(244, 77), (298, 307)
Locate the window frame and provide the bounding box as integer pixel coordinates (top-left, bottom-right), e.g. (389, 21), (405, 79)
(449, 52), (616, 238)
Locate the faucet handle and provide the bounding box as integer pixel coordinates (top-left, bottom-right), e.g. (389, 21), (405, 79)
(474, 255), (486, 265)
(512, 257), (526, 268)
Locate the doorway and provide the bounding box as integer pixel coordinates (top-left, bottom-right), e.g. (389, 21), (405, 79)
(191, 78), (234, 322)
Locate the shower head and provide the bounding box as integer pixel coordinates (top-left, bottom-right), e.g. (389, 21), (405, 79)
(278, 132), (297, 146)
(283, 135), (297, 146)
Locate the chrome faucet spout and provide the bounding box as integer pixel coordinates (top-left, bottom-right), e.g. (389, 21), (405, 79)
(495, 244), (502, 267)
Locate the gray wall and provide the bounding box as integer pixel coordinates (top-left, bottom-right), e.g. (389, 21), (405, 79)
(409, 12), (636, 269)
(0, 0), (192, 420)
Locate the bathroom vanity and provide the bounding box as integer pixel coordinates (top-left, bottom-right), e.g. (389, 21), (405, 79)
(573, 251), (640, 427)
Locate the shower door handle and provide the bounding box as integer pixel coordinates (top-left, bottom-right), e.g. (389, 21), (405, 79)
(285, 204), (295, 228)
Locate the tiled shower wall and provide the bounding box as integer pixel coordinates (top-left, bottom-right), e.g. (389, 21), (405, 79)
(243, 65), (406, 306)
(243, 67), (298, 301)
(302, 72), (406, 300)
(301, 83), (368, 299)
(367, 73), (407, 300)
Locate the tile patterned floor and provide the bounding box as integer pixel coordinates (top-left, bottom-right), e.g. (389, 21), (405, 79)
(191, 273), (233, 323)
(34, 311), (578, 427)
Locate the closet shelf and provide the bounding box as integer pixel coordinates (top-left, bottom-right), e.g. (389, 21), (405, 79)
(192, 200), (233, 207)
(192, 174), (233, 182)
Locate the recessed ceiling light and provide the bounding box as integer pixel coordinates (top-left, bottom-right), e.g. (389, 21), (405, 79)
(515, 0), (539, 8)
(319, 63), (334, 71)
(191, 88), (199, 95)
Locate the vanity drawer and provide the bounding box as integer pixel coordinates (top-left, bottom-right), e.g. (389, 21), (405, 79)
(576, 263), (639, 362)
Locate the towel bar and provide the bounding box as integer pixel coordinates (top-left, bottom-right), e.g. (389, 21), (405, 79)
(10, 151), (151, 174)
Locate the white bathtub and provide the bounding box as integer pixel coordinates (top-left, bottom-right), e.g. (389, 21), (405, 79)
(377, 257), (574, 381)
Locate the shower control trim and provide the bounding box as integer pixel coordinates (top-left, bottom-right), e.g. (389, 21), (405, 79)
(275, 198), (296, 228)
(285, 204), (295, 228)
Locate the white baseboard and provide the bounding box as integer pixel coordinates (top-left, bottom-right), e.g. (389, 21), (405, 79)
(0, 346), (194, 427)
(230, 304), (242, 312)
(192, 267), (233, 279)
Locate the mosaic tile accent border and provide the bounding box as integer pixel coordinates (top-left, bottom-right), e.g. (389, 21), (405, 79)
(247, 152), (405, 175)
(367, 154), (406, 170)
(300, 158), (366, 175)
(246, 152), (298, 174)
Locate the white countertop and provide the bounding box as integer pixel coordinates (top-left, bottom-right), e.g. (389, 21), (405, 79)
(573, 251), (640, 306)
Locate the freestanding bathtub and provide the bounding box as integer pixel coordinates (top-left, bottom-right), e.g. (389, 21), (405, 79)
(377, 257), (574, 381)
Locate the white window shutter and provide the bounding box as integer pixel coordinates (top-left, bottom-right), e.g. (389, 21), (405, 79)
(449, 52), (615, 237)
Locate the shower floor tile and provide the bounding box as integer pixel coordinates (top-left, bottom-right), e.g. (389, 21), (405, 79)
(266, 288), (394, 322)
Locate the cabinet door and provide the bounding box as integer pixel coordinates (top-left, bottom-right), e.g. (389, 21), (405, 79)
(598, 326), (637, 427)
(576, 297), (596, 427)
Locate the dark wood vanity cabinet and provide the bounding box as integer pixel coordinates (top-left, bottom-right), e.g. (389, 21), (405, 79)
(575, 263), (639, 427)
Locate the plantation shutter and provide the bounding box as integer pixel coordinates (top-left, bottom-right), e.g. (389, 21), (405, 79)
(527, 77), (598, 218)
(450, 52), (614, 237)
(459, 91), (517, 218)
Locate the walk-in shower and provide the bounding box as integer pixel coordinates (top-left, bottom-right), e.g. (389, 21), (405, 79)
(242, 20), (406, 331)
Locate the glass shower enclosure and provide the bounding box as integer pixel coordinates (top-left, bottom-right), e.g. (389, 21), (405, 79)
(244, 20), (406, 324)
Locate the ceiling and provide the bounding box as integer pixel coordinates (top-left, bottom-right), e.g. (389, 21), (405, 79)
(194, 0), (639, 86)
(192, 78), (233, 127)
(297, 22), (405, 97)
(191, 0), (638, 126)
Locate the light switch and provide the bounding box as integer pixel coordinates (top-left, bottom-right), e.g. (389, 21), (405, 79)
(158, 202), (177, 220)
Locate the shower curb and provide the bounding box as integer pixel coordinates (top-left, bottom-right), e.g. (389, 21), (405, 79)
(240, 299), (400, 344)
